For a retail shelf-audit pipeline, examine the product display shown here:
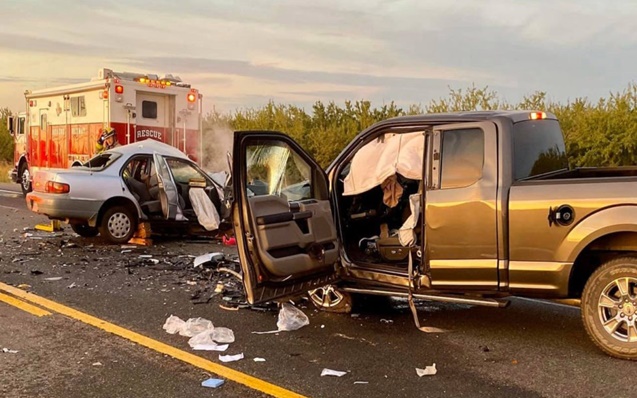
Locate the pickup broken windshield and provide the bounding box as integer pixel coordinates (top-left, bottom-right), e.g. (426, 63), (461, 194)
(512, 119), (569, 180)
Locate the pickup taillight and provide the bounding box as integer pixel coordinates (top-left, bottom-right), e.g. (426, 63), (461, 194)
(45, 181), (70, 194)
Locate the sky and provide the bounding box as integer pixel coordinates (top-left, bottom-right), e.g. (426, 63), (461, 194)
(1, 0), (636, 115)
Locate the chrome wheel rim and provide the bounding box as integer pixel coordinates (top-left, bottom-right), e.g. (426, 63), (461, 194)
(598, 277), (637, 343)
(21, 168), (30, 191)
(107, 212), (131, 239)
(308, 285), (346, 309)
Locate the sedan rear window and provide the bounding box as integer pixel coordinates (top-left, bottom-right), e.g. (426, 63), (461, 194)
(82, 152), (120, 170)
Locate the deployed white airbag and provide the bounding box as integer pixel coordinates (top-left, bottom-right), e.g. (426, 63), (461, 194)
(343, 132), (425, 196)
(189, 188), (220, 231)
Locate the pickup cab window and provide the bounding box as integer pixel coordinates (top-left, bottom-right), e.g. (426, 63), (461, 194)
(513, 120), (569, 180)
(440, 128), (484, 189)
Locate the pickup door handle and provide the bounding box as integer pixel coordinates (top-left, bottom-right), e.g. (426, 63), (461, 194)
(256, 211), (312, 225)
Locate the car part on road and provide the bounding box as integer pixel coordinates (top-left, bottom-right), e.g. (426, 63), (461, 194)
(99, 205), (137, 244)
(71, 223), (99, 238)
(308, 285), (353, 313)
(201, 378), (225, 388)
(581, 257), (637, 360)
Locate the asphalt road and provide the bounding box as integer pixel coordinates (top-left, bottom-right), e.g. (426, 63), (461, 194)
(1, 182), (635, 398)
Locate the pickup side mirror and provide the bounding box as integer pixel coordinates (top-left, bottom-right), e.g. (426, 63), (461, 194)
(7, 116), (14, 136)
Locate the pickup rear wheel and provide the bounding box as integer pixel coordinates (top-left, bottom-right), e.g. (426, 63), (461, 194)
(308, 285), (352, 313)
(582, 257), (637, 360)
(99, 206), (137, 244)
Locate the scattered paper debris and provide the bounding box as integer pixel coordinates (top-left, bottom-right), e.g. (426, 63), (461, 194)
(253, 357), (266, 362)
(380, 319), (393, 324)
(219, 353), (244, 363)
(139, 254), (153, 258)
(201, 378), (225, 388)
(92, 362), (103, 366)
(121, 245), (137, 249)
(2, 348), (18, 354)
(17, 284), (31, 290)
(192, 344), (229, 352)
(186, 281), (197, 286)
(67, 282), (77, 289)
(121, 250), (132, 254)
(321, 368), (347, 377)
(44, 277), (63, 281)
(416, 363), (437, 377)
(354, 381), (369, 384)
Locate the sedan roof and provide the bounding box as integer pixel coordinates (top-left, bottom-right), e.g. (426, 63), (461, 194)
(107, 139), (190, 159)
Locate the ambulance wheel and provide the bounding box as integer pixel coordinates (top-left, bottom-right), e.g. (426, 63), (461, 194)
(20, 163), (32, 196)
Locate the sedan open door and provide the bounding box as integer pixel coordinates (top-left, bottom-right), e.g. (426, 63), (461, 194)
(153, 153), (186, 221)
(232, 131), (340, 304)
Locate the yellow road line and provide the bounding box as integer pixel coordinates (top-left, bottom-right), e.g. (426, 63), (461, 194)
(0, 292), (52, 317)
(0, 283), (305, 398)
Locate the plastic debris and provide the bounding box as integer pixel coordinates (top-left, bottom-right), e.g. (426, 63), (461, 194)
(380, 319), (393, 324)
(277, 303), (310, 331)
(193, 252), (225, 268)
(219, 353), (244, 363)
(354, 381), (369, 384)
(17, 284), (31, 290)
(416, 363), (437, 377)
(188, 327), (235, 347)
(253, 357), (266, 362)
(222, 236), (236, 246)
(192, 343), (229, 352)
(92, 362), (103, 366)
(321, 368), (347, 377)
(67, 282), (77, 289)
(201, 378), (225, 388)
(121, 245), (137, 249)
(44, 277), (63, 281)
(181, 317), (213, 337)
(2, 348), (18, 354)
(163, 315), (186, 335)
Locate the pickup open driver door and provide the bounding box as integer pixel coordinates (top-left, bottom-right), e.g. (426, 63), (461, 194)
(153, 153), (186, 221)
(232, 131), (340, 304)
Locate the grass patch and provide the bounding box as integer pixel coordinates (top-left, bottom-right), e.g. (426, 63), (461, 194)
(0, 161), (12, 183)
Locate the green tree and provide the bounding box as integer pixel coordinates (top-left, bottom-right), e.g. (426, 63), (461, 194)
(0, 107), (14, 162)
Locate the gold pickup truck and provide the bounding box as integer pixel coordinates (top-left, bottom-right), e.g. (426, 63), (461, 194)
(230, 110), (637, 360)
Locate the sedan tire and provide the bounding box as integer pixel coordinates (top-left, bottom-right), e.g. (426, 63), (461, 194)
(99, 206), (137, 244)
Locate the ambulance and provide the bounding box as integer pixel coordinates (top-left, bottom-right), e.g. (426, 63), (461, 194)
(8, 68), (203, 195)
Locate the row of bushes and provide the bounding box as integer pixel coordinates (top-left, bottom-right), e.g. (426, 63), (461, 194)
(203, 84), (637, 169)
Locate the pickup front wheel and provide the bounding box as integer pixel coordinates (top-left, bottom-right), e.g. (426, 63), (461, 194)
(582, 257), (637, 360)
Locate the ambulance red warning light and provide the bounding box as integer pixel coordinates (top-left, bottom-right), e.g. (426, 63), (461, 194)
(187, 90), (198, 110)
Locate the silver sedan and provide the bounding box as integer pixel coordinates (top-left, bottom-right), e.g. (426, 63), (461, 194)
(26, 140), (228, 244)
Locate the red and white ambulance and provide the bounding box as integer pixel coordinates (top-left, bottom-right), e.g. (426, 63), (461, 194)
(8, 68), (203, 195)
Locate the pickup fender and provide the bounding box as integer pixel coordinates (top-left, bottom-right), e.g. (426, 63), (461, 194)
(555, 205), (637, 262)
